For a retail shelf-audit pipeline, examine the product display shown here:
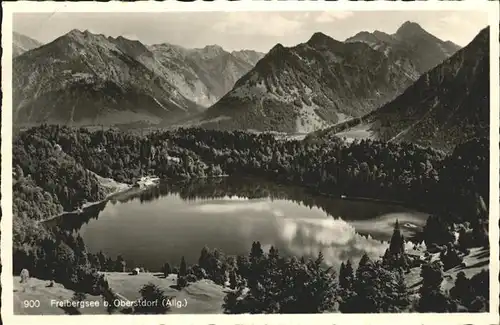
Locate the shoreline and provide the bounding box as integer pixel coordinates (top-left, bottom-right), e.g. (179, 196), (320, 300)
(40, 172), (431, 225)
(40, 182), (134, 223)
(41, 174), (231, 223)
(259, 176), (433, 213)
(320, 192), (407, 207)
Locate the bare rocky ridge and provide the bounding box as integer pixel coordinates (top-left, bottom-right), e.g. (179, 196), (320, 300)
(346, 21), (461, 75)
(13, 30), (202, 126)
(197, 22), (462, 134)
(231, 49), (265, 66)
(311, 27), (489, 152)
(184, 45), (262, 102)
(13, 32), (43, 57)
(12, 22), (460, 130)
(148, 44), (264, 107)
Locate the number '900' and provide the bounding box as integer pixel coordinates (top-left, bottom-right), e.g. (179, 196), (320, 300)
(23, 300), (41, 308)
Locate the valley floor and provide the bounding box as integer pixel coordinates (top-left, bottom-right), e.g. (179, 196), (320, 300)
(334, 123), (375, 143)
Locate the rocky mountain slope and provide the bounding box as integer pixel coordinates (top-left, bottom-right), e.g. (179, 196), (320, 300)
(13, 32), (43, 57)
(147, 44), (264, 107)
(311, 27), (489, 152)
(346, 21), (461, 75)
(198, 32), (421, 133)
(13, 30), (264, 127)
(231, 49), (265, 66)
(13, 30), (204, 126)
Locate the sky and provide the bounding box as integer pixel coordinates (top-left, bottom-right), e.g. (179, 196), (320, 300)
(13, 11), (488, 53)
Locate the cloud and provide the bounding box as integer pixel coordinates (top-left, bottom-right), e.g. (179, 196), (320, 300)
(276, 216), (389, 269)
(439, 13), (475, 30)
(212, 12), (304, 37)
(315, 11), (354, 23)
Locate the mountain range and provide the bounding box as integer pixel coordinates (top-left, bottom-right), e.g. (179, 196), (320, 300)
(345, 21), (461, 75)
(195, 22), (460, 133)
(146, 44), (264, 107)
(13, 22), (472, 140)
(308, 26), (490, 152)
(13, 30), (264, 126)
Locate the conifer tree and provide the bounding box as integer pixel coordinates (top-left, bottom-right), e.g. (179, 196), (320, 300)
(163, 262), (171, 278)
(339, 260), (354, 290)
(389, 219), (405, 255)
(339, 262), (346, 286)
(344, 259), (354, 287)
(450, 271), (471, 306)
(268, 246), (279, 260)
(135, 283), (171, 314)
(314, 251), (325, 269)
(417, 261), (456, 312)
(179, 256), (187, 277)
(356, 253), (370, 280)
(393, 270), (410, 311)
(250, 241), (264, 260)
(229, 270), (238, 290)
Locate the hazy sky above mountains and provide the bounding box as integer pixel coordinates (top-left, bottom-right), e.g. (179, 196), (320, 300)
(14, 11), (487, 52)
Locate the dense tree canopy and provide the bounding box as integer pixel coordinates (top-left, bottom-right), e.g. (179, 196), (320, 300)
(11, 125), (490, 314)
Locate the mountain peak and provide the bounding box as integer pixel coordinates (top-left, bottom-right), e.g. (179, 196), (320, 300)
(190, 44), (226, 58)
(232, 49), (258, 55)
(13, 31), (41, 43)
(202, 44), (224, 53)
(13, 32), (43, 57)
(308, 32), (332, 44)
(476, 26), (490, 39)
(307, 32), (342, 50)
(468, 26), (489, 47)
(68, 29), (92, 36)
(268, 43), (288, 55)
(396, 21), (427, 37)
(68, 28), (82, 36)
(66, 29), (99, 42)
(345, 31), (378, 44)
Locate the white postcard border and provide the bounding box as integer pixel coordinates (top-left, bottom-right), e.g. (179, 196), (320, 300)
(2, 1), (499, 324)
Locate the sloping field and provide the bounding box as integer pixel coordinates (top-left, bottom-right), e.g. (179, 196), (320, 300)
(13, 272), (227, 315)
(333, 123), (375, 143)
(405, 247), (489, 294)
(13, 277), (107, 315)
(13, 247), (488, 315)
(102, 272), (227, 314)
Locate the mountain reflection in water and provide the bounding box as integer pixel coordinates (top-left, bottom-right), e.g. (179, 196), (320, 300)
(47, 177), (428, 271)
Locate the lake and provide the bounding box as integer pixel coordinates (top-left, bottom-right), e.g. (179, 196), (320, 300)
(50, 177), (429, 271)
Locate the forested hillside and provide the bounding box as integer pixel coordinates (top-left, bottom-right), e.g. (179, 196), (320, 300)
(311, 27), (489, 151)
(13, 125), (490, 313)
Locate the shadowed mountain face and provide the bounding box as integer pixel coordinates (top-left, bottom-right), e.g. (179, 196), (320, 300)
(195, 22), (461, 133)
(198, 31), (422, 133)
(13, 22), (460, 131)
(231, 50), (265, 66)
(13, 30), (202, 127)
(346, 21), (461, 75)
(13, 32), (43, 57)
(13, 30), (264, 127)
(311, 27), (489, 152)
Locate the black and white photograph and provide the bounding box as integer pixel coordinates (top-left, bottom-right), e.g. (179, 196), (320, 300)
(1, 1), (499, 323)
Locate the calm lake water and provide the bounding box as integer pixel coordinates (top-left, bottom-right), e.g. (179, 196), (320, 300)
(51, 177), (429, 271)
